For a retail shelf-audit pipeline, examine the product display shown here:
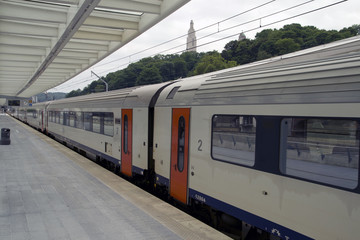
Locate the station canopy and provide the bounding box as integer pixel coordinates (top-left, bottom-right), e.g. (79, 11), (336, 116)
(0, 0), (190, 100)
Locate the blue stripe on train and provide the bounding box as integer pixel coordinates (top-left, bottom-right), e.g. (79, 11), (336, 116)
(189, 188), (314, 240)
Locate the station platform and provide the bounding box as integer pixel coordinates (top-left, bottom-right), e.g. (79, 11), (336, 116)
(0, 114), (230, 240)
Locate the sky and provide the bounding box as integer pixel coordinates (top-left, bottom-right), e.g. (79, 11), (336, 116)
(49, 0), (360, 93)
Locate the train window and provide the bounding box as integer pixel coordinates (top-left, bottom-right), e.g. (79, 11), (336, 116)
(104, 113), (114, 136)
(81, 112), (113, 135)
(63, 112), (70, 126)
(49, 111), (53, 122)
(84, 112), (93, 131)
(75, 112), (83, 129)
(19, 110), (25, 119)
(123, 114), (128, 154)
(177, 116), (186, 172)
(27, 109), (37, 118)
(69, 112), (76, 127)
(280, 118), (359, 189)
(60, 112), (64, 125)
(92, 113), (101, 133)
(211, 115), (256, 166)
(166, 86), (180, 99)
(56, 111), (60, 124)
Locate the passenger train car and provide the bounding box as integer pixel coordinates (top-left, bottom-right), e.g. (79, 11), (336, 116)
(12, 36), (360, 239)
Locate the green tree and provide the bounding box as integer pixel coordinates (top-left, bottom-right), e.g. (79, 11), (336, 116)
(221, 40), (238, 61)
(234, 39), (255, 64)
(122, 64), (140, 87)
(257, 39), (277, 57)
(339, 24), (359, 37)
(257, 50), (272, 61)
(274, 38), (300, 55)
(159, 61), (175, 82)
(173, 59), (188, 78)
(66, 89), (82, 98)
(221, 23), (358, 65)
(180, 51), (203, 76)
(193, 51), (236, 75)
(94, 84), (105, 93)
(107, 71), (124, 90)
(315, 31), (331, 45)
(82, 80), (103, 94)
(136, 67), (162, 86)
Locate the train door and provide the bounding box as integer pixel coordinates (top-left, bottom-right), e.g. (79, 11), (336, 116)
(170, 108), (190, 204)
(121, 109), (133, 177)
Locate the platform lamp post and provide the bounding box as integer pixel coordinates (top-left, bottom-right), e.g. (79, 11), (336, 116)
(91, 71), (108, 92)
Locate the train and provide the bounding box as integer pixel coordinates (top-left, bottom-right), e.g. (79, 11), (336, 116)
(10, 35), (360, 239)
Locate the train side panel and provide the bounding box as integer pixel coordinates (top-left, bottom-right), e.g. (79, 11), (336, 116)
(26, 109), (41, 130)
(153, 107), (172, 187)
(18, 107), (27, 122)
(187, 104), (360, 240)
(113, 110), (122, 164)
(131, 107), (149, 175)
(47, 107), (121, 165)
(26, 105), (48, 131)
(155, 36), (360, 239)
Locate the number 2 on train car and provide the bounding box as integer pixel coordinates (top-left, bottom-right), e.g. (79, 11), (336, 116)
(170, 108), (190, 204)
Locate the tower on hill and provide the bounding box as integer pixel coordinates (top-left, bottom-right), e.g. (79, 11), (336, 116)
(186, 20), (197, 52)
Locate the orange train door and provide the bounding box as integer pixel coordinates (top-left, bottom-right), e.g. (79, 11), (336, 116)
(121, 109), (133, 177)
(170, 108), (190, 204)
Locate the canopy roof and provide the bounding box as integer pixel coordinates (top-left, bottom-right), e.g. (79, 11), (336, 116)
(0, 0), (190, 100)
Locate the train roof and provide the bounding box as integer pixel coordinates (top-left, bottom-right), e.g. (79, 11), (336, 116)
(156, 35), (360, 107)
(45, 82), (173, 109)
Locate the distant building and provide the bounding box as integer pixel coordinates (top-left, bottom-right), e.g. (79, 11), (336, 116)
(238, 32), (246, 41)
(186, 20), (197, 52)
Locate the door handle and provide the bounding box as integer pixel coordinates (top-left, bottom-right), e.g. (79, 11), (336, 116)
(173, 164), (177, 171)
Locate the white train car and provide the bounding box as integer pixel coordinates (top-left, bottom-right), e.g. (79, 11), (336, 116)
(26, 102), (49, 132)
(153, 36), (360, 239)
(45, 83), (170, 177)
(16, 106), (27, 122)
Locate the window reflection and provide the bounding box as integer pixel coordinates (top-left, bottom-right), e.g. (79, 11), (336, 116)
(123, 114), (128, 154)
(280, 118), (359, 189)
(212, 115), (256, 166)
(177, 116), (185, 172)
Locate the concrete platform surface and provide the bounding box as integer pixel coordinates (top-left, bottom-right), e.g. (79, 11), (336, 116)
(0, 114), (230, 240)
